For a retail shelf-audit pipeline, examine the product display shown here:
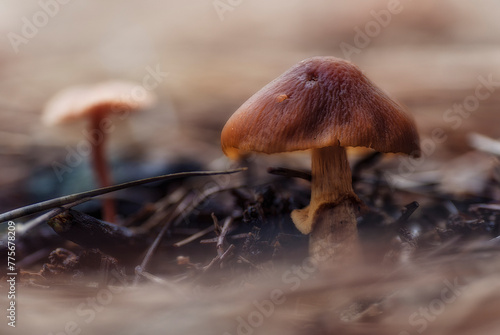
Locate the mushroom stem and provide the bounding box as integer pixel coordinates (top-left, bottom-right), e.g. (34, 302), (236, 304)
(291, 146), (361, 265)
(311, 146), (355, 205)
(89, 114), (116, 223)
(308, 200), (361, 266)
(291, 146), (358, 234)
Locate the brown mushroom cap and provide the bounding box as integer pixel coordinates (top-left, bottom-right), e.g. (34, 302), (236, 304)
(221, 56), (420, 158)
(42, 80), (156, 125)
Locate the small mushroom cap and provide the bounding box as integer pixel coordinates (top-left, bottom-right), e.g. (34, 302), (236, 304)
(221, 56), (420, 158)
(42, 80), (156, 125)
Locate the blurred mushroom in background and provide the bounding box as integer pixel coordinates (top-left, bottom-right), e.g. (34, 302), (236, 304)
(42, 80), (157, 223)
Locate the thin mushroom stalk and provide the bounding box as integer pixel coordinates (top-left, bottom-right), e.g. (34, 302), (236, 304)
(292, 146), (362, 265)
(291, 146), (359, 234)
(89, 113), (116, 223)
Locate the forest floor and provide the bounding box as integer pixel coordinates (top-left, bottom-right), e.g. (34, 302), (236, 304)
(1, 1), (500, 334)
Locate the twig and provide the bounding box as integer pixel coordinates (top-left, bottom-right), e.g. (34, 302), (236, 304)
(133, 193), (196, 286)
(469, 203), (500, 212)
(133, 184), (243, 285)
(395, 202), (419, 245)
(173, 225), (214, 247)
(47, 209), (149, 258)
(216, 217), (234, 257)
(202, 244), (235, 273)
(444, 200), (459, 215)
(396, 201), (420, 226)
(267, 167), (312, 181)
(211, 212), (221, 233)
(0, 168), (245, 223)
(17, 198), (91, 235)
(237, 255), (260, 269)
(200, 233), (248, 244)
(468, 132), (500, 156)
(139, 189), (191, 231)
(134, 268), (187, 296)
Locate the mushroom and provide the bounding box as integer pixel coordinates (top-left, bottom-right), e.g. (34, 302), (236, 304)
(42, 80), (156, 223)
(221, 57), (420, 264)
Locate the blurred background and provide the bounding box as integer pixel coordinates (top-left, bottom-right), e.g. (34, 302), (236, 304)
(1, 0), (500, 212)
